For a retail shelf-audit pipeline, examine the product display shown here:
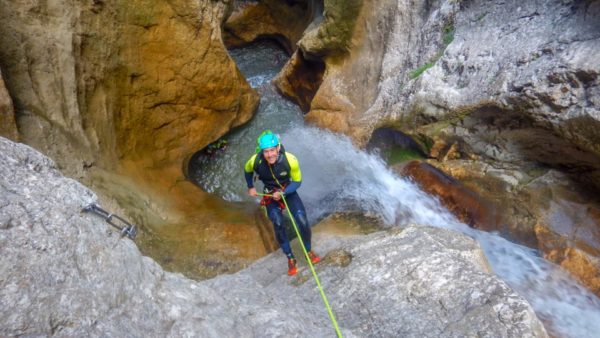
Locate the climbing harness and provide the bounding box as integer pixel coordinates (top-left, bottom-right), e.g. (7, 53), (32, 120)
(257, 192), (343, 338)
(82, 203), (137, 240)
(260, 192), (286, 210)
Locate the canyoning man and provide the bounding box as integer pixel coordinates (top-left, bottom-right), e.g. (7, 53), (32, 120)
(244, 130), (320, 276)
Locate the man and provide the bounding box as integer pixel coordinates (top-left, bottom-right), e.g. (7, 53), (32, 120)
(244, 130), (320, 276)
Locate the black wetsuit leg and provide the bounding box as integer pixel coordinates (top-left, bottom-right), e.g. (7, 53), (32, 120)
(266, 202), (292, 256)
(285, 192), (312, 252)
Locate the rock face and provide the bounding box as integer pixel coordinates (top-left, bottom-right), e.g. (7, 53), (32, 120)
(0, 0), (258, 178)
(399, 160), (500, 229)
(223, 0), (316, 53)
(280, 0), (600, 190)
(424, 159), (600, 297)
(272, 0), (600, 296)
(366, 0), (600, 185)
(303, 0), (600, 153)
(0, 68), (18, 141)
(273, 50), (326, 112)
(0, 137), (547, 337)
(283, 0), (384, 139)
(0, 0), (262, 274)
(529, 172), (600, 296)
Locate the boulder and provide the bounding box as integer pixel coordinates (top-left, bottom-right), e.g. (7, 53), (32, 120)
(398, 160), (500, 230)
(273, 50), (325, 112)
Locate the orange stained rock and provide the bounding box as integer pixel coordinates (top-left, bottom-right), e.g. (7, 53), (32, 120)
(400, 160), (500, 230)
(223, 0), (312, 53)
(534, 199), (600, 297)
(274, 51), (325, 113)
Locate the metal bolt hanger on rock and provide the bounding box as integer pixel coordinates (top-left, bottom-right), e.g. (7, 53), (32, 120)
(82, 203), (137, 240)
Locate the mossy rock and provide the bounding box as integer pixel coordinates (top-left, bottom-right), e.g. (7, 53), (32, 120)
(385, 146), (425, 165)
(298, 0), (363, 58)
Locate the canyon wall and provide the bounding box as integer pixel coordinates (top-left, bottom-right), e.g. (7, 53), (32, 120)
(0, 0), (265, 277)
(268, 0), (600, 295)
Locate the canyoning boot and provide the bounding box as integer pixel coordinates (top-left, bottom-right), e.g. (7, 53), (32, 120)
(308, 251), (321, 264)
(288, 258), (298, 276)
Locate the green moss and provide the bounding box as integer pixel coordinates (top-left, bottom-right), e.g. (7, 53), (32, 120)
(409, 62), (435, 79)
(443, 23), (455, 46)
(385, 147), (424, 165)
(409, 21), (455, 79)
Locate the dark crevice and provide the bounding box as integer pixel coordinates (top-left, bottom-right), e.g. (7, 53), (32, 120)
(275, 51), (325, 113)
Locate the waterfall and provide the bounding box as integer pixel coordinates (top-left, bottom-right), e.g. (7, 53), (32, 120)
(190, 41), (600, 338)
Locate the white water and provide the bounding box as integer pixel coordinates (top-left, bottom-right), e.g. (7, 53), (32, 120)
(191, 42), (600, 337)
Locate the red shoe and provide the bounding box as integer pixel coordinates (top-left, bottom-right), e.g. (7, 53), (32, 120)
(288, 258), (298, 276)
(308, 251), (321, 264)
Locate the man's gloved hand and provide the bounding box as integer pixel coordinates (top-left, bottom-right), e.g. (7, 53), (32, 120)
(248, 187), (257, 197)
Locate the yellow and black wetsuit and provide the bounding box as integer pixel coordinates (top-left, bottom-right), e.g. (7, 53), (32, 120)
(243, 145), (311, 257)
(244, 145), (301, 194)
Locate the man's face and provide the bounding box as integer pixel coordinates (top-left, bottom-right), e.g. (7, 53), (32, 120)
(262, 145), (279, 164)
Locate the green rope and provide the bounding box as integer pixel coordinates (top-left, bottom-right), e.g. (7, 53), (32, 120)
(257, 192), (343, 338)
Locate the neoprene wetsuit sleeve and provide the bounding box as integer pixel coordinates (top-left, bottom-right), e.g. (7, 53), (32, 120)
(244, 154), (257, 188)
(245, 172), (254, 188)
(284, 152), (302, 195)
(284, 180), (301, 195)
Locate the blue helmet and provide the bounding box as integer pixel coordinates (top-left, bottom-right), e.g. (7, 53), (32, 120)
(257, 130), (280, 151)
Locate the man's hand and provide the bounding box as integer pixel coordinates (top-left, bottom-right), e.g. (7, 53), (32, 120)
(248, 187), (257, 197)
(272, 191), (282, 200)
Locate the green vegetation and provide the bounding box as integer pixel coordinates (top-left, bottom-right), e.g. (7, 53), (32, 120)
(384, 146), (424, 165)
(409, 62), (435, 79)
(409, 21), (455, 79)
(443, 23), (455, 45)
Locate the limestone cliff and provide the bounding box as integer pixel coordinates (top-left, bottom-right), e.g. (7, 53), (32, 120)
(0, 0), (262, 273)
(294, 0), (600, 161)
(270, 0), (600, 295)
(0, 0), (258, 180)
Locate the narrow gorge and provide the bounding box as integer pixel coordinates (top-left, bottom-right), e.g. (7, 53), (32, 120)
(1, 0), (599, 337)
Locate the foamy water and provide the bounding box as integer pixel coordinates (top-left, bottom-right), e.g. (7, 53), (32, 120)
(287, 127), (600, 337)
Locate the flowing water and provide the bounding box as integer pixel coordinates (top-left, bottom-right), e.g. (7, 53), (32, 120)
(191, 41), (600, 337)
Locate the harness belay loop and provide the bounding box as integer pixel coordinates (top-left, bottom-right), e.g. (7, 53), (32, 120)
(260, 185), (287, 210)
